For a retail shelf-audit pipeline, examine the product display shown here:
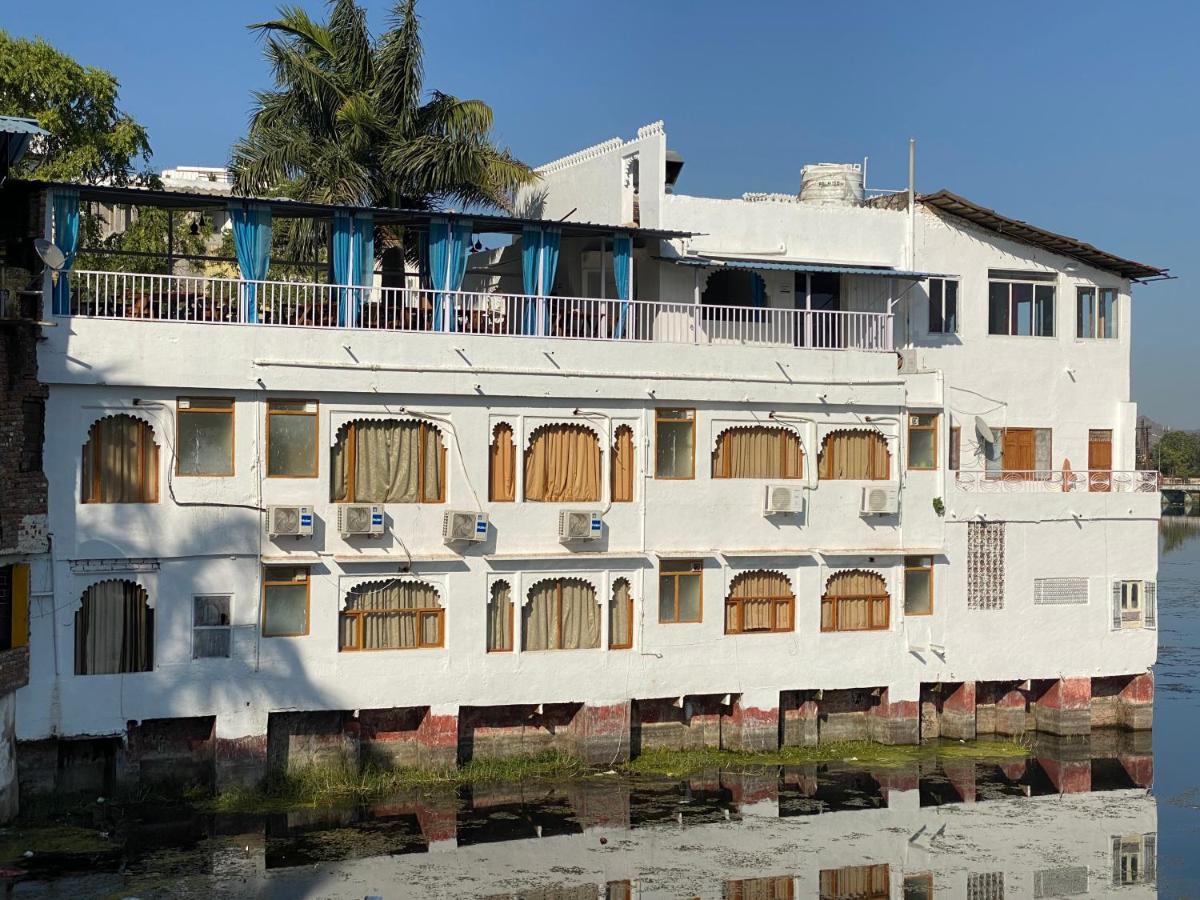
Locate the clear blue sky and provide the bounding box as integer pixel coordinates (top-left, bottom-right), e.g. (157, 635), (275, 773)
(5, 1), (1197, 426)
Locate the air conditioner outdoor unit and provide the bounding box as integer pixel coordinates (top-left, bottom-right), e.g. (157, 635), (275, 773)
(267, 504), (314, 537)
(897, 348), (921, 374)
(443, 510), (489, 544)
(763, 484), (806, 515)
(558, 510), (603, 542)
(860, 485), (900, 515)
(337, 503), (386, 536)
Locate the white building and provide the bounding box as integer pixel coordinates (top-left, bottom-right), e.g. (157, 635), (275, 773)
(11, 121), (1166, 790)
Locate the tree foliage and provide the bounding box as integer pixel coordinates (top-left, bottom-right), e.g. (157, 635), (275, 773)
(0, 30), (153, 184)
(1157, 431), (1200, 479)
(229, 0), (536, 212)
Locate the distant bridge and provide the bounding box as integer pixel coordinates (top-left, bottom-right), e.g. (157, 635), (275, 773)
(1161, 478), (1200, 508)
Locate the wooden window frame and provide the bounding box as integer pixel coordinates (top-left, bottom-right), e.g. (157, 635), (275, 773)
(928, 277), (958, 335)
(712, 426), (804, 479)
(611, 424), (636, 502)
(724, 572), (795, 635)
(339, 420), (447, 504)
(949, 426), (961, 471)
(487, 580), (514, 653)
(82, 415), (160, 504)
(261, 566), (310, 638)
(609, 578), (634, 650)
(821, 572), (891, 633)
(523, 577), (599, 651)
(988, 278), (1056, 338)
(266, 399), (319, 478)
(175, 397), (235, 477)
(1076, 285), (1118, 340)
(907, 413), (939, 471)
(818, 430), (891, 481)
(904, 556), (934, 616)
(489, 422), (516, 503)
(654, 408), (696, 480)
(658, 559), (703, 624)
(338, 591), (445, 652)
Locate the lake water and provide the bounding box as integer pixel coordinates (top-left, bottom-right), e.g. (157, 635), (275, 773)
(9, 515), (1200, 898)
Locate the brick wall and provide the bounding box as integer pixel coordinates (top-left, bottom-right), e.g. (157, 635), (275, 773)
(0, 647), (29, 695)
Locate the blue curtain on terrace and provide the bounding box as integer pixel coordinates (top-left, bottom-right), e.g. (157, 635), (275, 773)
(751, 273), (765, 308)
(51, 188), (79, 315)
(331, 211), (374, 328)
(520, 226), (542, 334)
(230, 203), (272, 322)
(540, 228), (560, 334)
(612, 233), (632, 338)
(445, 219), (472, 332)
(429, 219), (450, 330)
(353, 212), (374, 325)
(332, 211), (351, 326)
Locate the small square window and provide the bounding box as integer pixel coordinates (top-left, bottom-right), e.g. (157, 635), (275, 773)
(267, 400), (318, 477)
(193, 594), (232, 659)
(263, 566), (310, 637)
(176, 397), (234, 476)
(928, 278), (958, 334)
(655, 409), (695, 479)
(907, 414), (938, 470)
(658, 559), (702, 623)
(904, 556), (933, 616)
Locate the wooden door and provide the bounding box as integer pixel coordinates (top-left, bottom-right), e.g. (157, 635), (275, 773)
(1002, 428), (1035, 478)
(1089, 429), (1113, 492)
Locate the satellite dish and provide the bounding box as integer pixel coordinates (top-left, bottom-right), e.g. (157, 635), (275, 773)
(974, 416), (996, 445)
(34, 238), (66, 272)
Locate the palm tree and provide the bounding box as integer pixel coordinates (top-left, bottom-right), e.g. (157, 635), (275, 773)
(230, 0), (536, 263)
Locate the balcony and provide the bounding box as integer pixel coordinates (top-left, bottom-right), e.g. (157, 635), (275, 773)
(954, 470), (1159, 494)
(64, 269), (895, 353)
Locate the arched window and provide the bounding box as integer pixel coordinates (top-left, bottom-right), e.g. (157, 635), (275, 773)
(340, 580), (444, 651)
(523, 424), (601, 502)
(725, 571), (794, 634)
(331, 419), (445, 503)
(713, 426), (804, 479)
(701, 269), (766, 315)
(610, 578), (633, 649)
(523, 577), (600, 650)
(489, 423), (516, 502)
(81, 415), (159, 503)
(487, 580), (513, 652)
(75, 580), (153, 674)
(821, 571), (889, 632)
(818, 430), (890, 480)
(612, 425), (635, 502)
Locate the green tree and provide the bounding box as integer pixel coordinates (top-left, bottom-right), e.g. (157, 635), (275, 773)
(0, 30), (153, 184)
(1157, 431), (1200, 479)
(76, 208), (214, 275)
(230, 0), (536, 262)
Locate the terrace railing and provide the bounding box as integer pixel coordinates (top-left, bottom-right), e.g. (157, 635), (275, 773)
(66, 269), (894, 352)
(954, 470), (1160, 494)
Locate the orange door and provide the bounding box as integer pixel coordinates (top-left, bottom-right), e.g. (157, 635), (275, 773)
(1089, 429), (1113, 492)
(1003, 428), (1035, 478)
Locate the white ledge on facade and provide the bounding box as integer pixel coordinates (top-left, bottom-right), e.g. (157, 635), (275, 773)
(719, 548), (816, 559)
(261, 553), (322, 565)
(813, 548), (942, 558)
(333, 552), (463, 564)
(652, 550), (719, 559)
(69, 557), (159, 574)
(484, 550), (648, 561)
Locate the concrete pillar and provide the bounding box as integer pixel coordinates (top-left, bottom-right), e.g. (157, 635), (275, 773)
(781, 692), (819, 747)
(572, 701), (632, 766)
(0, 693), (16, 822)
(868, 688), (920, 746)
(721, 693), (780, 752)
(1040, 755), (1092, 794)
(1118, 672), (1154, 731)
(993, 685), (1029, 736)
(415, 704), (459, 770)
(941, 682), (977, 740)
(215, 708), (270, 791)
(1033, 678), (1092, 736)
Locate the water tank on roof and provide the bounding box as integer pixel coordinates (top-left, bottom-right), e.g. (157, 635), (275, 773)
(799, 163), (864, 207)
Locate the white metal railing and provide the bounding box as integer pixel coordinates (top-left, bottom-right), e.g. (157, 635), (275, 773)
(65, 269), (894, 352)
(954, 470), (1160, 494)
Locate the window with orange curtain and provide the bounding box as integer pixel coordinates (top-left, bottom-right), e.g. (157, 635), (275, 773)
(81, 415), (159, 503)
(609, 578), (633, 649)
(489, 423), (516, 502)
(725, 876), (795, 900)
(524, 424), (601, 502)
(817, 430), (890, 480)
(821, 571), (890, 632)
(611, 425), (635, 502)
(725, 570), (794, 634)
(712, 426), (804, 479)
(819, 865), (889, 900)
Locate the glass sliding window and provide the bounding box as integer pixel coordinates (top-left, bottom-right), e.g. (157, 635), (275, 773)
(988, 278), (1056, 337)
(928, 278), (958, 334)
(193, 594), (232, 658)
(1078, 286), (1117, 339)
(1099, 288), (1116, 338)
(658, 559), (702, 623)
(267, 400), (318, 477)
(262, 566), (309, 637)
(176, 398), (234, 476)
(655, 409), (695, 478)
(904, 557), (933, 615)
(1076, 286), (1095, 339)
(907, 414), (938, 470)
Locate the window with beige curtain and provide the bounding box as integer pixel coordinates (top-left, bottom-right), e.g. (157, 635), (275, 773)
(489, 423), (516, 502)
(611, 425), (635, 502)
(725, 876), (795, 900)
(821, 571), (890, 632)
(523, 578), (600, 650)
(610, 579), (633, 649)
(817, 430), (890, 480)
(81, 415), (159, 503)
(340, 580), (443, 651)
(487, 580), (513, 652)
(713, 426), (804, 479)
(330, 419), (445, 503)
(74, 580), (154, 674)
(725, 571), (794, 634)
(819, 865), (890, 900)
(524, 424), (601, 502)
